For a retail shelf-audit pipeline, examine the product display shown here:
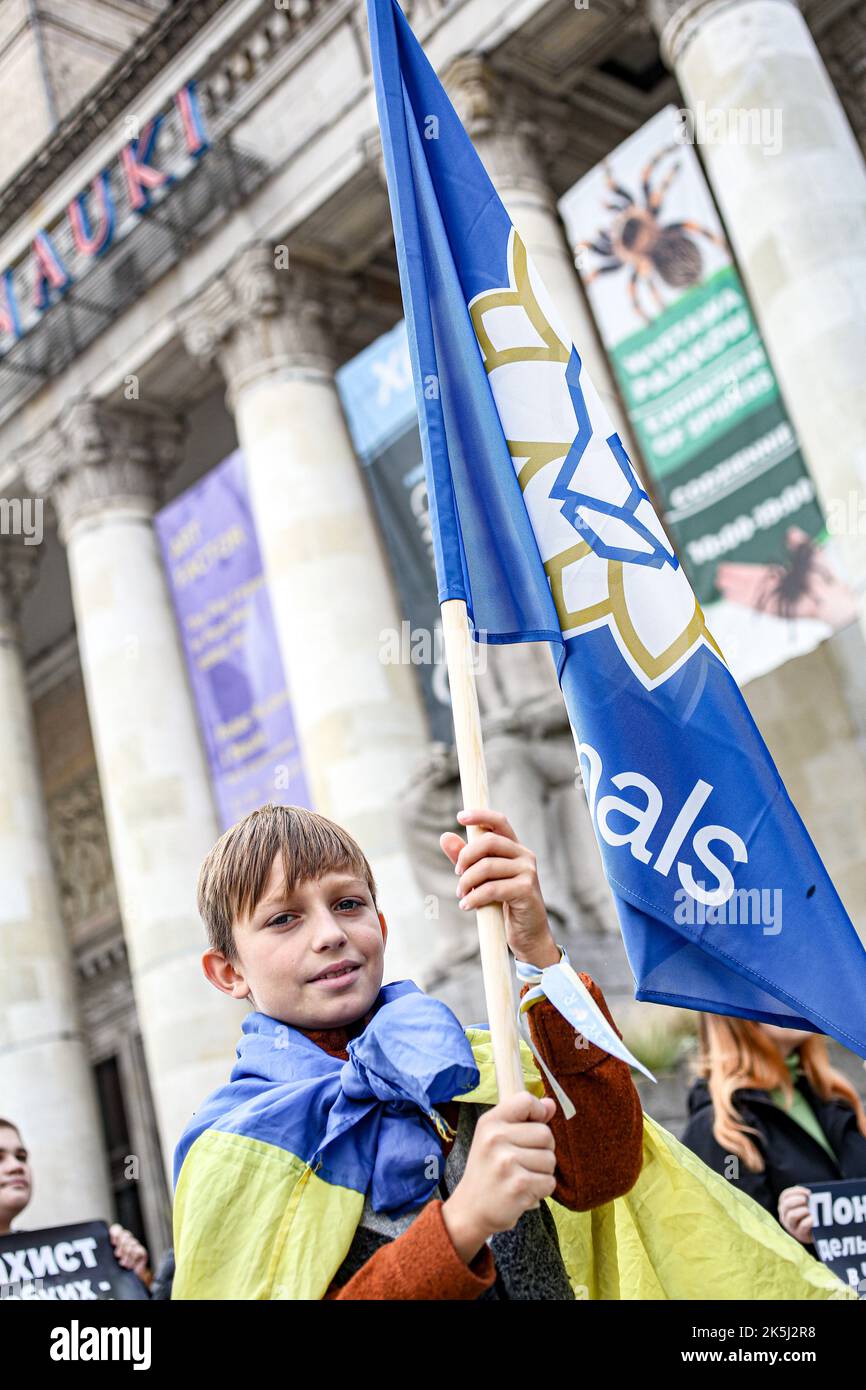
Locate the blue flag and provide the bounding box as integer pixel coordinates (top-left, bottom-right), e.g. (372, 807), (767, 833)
(367, 0), (866, 1058)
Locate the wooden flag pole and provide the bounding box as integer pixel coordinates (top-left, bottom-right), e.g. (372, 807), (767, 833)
(440, 598), (525, 1101)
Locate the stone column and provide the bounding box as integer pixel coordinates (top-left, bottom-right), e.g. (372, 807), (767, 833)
(650, 0), (866, 638)
(22, 403), (243, 1179)
(0, 539), (112, 1228)
(179, 250), (436, 981)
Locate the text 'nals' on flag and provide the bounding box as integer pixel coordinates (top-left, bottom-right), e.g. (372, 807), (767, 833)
(367, 0), (866, 1059)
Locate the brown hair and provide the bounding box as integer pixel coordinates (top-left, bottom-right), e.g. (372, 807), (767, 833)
(695, 1014), (866, 1172)
(0, 1119), (22, 1142)
(197, 803), (378, 961)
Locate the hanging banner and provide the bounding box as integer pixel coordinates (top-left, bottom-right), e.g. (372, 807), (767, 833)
(336, 320), (453, 742)
(155, 450), (312, 829)
(0, 82), (209, 358)
(558, 104), (856, 684)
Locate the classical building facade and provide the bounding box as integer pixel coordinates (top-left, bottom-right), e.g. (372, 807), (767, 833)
(1, 0), (865, 1262)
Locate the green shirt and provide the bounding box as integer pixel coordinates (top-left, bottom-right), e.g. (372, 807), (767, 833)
(768, 1053), (836, 1161)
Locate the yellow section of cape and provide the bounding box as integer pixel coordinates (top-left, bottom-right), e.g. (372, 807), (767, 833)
(171, 1028), (854, 1300)
(463, 1029), (852, 1301)
(171, 1127), (366, 1300)
(551, 1112), (854, 1300)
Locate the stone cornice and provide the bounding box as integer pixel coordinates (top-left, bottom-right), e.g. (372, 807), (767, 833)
(18, 401), (185, 544)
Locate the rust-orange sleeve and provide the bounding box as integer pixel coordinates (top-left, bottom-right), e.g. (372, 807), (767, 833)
(521, 972), (644, 1211)
(323, 1197), (496, 1300)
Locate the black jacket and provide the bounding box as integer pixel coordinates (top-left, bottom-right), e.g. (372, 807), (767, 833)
(680, 1075), (866, 1228)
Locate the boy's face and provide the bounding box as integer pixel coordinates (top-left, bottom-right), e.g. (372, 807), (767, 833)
(206, 854), (387, 1030)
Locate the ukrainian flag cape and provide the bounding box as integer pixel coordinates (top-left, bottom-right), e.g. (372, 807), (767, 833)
(172, 1027), (852, 1300)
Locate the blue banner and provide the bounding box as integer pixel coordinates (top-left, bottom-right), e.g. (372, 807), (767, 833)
(155, 450), (312, 829)
(337, 322), (452, 741)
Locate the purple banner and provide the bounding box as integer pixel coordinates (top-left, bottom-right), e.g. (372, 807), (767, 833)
(155, 450), (312, 829)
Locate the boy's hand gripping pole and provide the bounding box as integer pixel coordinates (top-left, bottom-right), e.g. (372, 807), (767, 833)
(439, 599), (525, 1101)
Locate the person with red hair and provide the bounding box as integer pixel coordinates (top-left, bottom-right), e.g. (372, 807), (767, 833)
(681, 1015), (866, 1248)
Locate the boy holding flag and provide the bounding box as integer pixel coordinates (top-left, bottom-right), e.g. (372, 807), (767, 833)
(172, 798), (853, 1300)
(171, 802), (644, 1299)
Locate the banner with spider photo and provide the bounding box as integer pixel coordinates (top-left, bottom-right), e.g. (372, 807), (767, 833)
(558, 104), (856, 684)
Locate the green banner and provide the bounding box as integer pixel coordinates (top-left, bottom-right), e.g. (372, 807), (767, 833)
(558, 105), (854, 673)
